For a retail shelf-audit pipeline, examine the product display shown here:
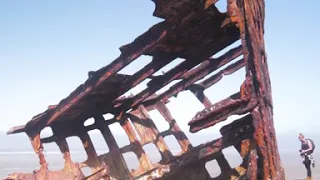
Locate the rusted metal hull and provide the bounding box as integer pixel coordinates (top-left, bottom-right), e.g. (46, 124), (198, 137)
(5, 0), (285, 179)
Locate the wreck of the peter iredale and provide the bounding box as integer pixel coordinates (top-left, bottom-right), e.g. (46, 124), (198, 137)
(4, 0), (285, 180)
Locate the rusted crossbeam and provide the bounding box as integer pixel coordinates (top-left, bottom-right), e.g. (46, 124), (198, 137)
(136, 115), (254, 179)
(121, 45), (243, 110)
(113, 43), (238, 120)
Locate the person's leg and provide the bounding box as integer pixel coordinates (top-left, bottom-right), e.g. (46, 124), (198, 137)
(304, 155), (312, 178)
(306, 151), (316, 168)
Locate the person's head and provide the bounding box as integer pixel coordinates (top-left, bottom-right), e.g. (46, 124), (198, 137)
(298, 133), (305, 142)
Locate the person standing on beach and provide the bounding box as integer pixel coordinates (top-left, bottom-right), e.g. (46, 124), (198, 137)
(298, 133), (315, 180)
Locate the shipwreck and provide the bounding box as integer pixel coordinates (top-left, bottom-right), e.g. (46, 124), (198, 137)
(4, 0), (285, 179)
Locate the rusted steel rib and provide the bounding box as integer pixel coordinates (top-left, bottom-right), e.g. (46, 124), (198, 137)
(187, 58), (245, 107)
(5, 0), (285, 179)
(8, 6), (237, 135)
(180, 46), (241, 80)
(115, 57), (175, 98)
(46, 28), (168, 126)
(121, 33), (238, 109)
(188, 69), (256, 132)
(188, 92), (257, 133)
(136, 115), (254, 179)
(197, 57), (245, 89)
(125, 45), (243, 109)
(158, 47), (243, 102)
(155, 101), (192, 152)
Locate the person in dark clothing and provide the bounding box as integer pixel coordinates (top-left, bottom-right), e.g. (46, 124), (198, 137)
(298, 133), (315, 180)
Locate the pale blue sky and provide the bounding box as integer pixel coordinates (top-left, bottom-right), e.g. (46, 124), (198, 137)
(0, 0), (319, 135)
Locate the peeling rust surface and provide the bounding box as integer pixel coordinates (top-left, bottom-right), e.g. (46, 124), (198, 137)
(5, 0), (284, 180)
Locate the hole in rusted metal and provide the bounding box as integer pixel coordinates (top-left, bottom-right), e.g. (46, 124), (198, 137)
(81, 166), (92, 177)
(121, 79), (151, 97)
(217, 114), (246, 132)
(109, 123), (130, 147)
(191, 114), (246, 146)
(66, 136), (87, 162)
(214, 0), (227, 13)
(42, 142), (64, 170)
(163, 135), (181, 156)
(212, 40), (241, 58)
(84, 118), (95, 127)
(103, 113), (114, 120)
(119, 56), (152, 75)
(143, 143), (162, 163)
(87, 129), (109, 155)
(203, 69), (245, 104)
(122, 152), (140, 171)
(222, 146), (243, 168)
(166, 92), (216, 146)
(40, 126), (53, 139)
(197, 55), (244, 84)
(148, 109), (169, 132)
(205, 159), (221, 178)
(153, 58), (185, 76)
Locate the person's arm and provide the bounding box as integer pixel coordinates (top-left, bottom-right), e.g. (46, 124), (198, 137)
(302, 140), (313, 153)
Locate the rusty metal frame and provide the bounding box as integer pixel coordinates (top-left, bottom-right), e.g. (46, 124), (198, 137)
(4, 0), (285, 180)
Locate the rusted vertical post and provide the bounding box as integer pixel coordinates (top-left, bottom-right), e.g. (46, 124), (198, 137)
(56, 136), (85, 178)
(232, 139), (250, 178)
(56, 137), (73, 171)
(129, 105), (173, 161)
(95, 115), (132, 180)
(215, 153), (232, 178)
(227, 0), (285, 179)
(79, 131), (101, 172)
(26, 132), (48, 179)
(156, 101), (192, 152)
(120, 117), (153, 171)
(246, 141), (258, 180)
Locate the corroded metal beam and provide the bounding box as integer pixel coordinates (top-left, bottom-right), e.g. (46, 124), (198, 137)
(188, 76), (257, 132)
(5, 0), (284, 180)
(133, 45), (243, 108)
(136, 115), (255, 180)
(227, 0), (285, 179)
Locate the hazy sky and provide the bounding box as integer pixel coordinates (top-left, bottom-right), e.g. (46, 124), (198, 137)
(0, 1), (319, 135)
